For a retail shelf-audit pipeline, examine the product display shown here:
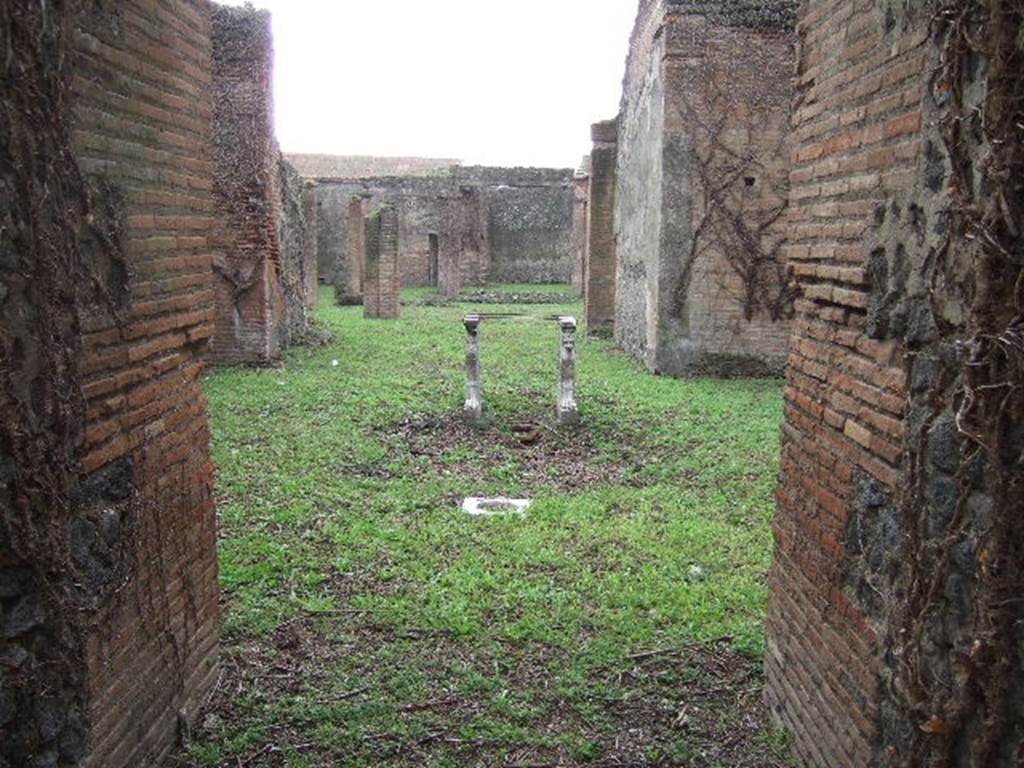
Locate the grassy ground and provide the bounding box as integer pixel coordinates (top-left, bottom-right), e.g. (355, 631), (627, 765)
(175, 286), (789, 768)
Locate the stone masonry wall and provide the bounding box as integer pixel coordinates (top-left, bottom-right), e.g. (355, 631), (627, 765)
(585, 120), (619, 337)
(209, 5), (283, 365)
(1, 2), (219, 766)
(454, 167), (575, 285)
(767, 2), (1023, 767)
(615, 0), (796, 376)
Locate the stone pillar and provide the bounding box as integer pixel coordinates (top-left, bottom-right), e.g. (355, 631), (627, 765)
(584, 119), (618, 337)
(557, 316), (579, 424)
(363, 205), (399, 319)
(463, 314), (483, 422)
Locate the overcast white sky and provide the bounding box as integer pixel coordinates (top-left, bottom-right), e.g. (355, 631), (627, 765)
(219, 1), (637, 169)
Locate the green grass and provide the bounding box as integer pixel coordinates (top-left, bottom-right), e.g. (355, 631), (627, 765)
(183, 285), (788, 767)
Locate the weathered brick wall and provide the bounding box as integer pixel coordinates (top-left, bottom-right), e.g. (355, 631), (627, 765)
(584, 120), (618, 337)
(2, 2), (219, 766)
(767, 2), (1023, 766)
(363, 207), (400, 319)
(438, 196), (464, 300)
(614, 0), (795, 376)
(436, 188), (490, 298)
(209, 5), (283, 365)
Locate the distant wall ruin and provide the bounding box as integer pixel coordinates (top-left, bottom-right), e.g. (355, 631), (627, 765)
(293, 163), (578, 301)
(613, 0), (795, 375)
(767, 1), (1023, 766)
(1, 2), (220, 766)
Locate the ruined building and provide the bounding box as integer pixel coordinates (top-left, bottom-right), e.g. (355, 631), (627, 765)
(589, 0), (796, 374)
(287, 157), (579, 302)
(766, 1), (1023, 766)
(3, 0), (1021, 766)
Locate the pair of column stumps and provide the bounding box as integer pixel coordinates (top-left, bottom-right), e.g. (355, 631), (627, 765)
(462, 314), (579, 426)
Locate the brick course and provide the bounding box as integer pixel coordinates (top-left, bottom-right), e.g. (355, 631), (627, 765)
(77, 4), (220, 764)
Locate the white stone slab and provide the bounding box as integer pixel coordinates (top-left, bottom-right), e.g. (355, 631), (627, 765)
(461, 497), (532, 517)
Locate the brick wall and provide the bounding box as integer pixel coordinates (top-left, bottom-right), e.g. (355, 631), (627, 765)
(767, 1), (1023, 766)
(363, 207), (400, 319)
(2, 2), (219, 766)
(584, 120), (618, 337)
(614, 0), (795, 376)
(438, 196), (465, 300)
(208, 5), (283, 365)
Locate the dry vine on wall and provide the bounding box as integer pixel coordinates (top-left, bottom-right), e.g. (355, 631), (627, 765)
(669, 52), (796, 326)
(880, 1), (1023, 766)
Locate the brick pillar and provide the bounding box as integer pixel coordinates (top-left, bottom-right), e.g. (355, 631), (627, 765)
(209, 5), (284, 365)
(584, 119), (617, 337)
(438, 196), (463, 300)
(363, 206), (399, 319)
(571, 174), (589, 296)
(338, 195), (366, 305)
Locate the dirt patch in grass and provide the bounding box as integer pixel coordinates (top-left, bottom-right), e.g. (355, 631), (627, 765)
(389, 413), (626, 493)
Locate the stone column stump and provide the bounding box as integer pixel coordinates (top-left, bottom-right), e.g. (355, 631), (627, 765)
(557, 315), (579, 425)
(463, 314), (483, 422)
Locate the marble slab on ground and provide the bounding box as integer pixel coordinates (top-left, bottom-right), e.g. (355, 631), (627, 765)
(461, 497), (532, 516)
